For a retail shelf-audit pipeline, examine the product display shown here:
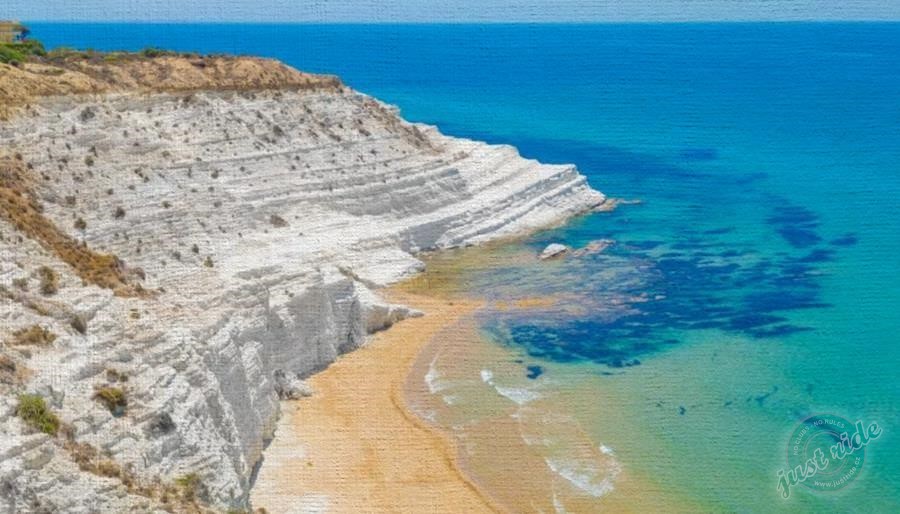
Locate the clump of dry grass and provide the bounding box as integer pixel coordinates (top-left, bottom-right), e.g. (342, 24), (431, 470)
(106, 368), (129, 383)
(175, 473), (203, 501)
(36, 265), (58, 295)
(9, 325), (56, 346)
(0, 157), (143, 296)
(63, 435), (213, 512)
(93, 386), (127, 416)
(0, 354), (28, 385)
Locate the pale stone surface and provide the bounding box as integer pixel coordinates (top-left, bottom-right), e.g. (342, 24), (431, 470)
(0, 86), (603, 512)
(539, 243), (570, 260)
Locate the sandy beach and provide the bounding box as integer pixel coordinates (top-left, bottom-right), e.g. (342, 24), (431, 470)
(251, 291), (499, 514)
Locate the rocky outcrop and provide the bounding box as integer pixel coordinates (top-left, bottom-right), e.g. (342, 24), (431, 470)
(539, 243), (570, 260)
(0, 58), (604, 512)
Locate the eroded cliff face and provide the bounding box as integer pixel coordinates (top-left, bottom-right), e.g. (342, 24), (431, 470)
(0, 58), (604, 512)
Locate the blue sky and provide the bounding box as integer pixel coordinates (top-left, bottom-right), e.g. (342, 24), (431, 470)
(10, 0), (900, 22)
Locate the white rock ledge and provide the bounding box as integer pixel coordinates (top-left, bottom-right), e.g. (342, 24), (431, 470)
(0, 87), (604, 512)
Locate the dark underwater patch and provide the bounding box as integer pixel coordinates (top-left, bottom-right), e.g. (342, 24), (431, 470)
(432, 133), (838, 369)
(830, 233), (859, 247)
(679, 148), (718, 161)
(747, 324), (814, 338)
(767, 203), (824, 248)
(525, 365), (544, 379)
(777, 226), (822, 248)
(798, 249), (834, 263)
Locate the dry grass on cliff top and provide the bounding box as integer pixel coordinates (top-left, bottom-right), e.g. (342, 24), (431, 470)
(0, 48), (342, 119)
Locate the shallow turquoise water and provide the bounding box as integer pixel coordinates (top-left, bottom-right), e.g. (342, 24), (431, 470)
(31, 22), (900, 511)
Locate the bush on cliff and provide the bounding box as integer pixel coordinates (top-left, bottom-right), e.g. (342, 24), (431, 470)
(93, 386), (128, 416)
(16, 394), (60, 435)
(0, 40), (46, 65)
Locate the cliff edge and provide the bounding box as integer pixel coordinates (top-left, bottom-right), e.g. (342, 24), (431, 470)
(0, 54), (605, 513)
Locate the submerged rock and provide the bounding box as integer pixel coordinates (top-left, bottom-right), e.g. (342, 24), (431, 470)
(539, 243), (569, 260)
(572, 239), (615, 257)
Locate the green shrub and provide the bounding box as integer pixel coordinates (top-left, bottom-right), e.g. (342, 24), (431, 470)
(140, 47), (177, 58)
(16, 394), (60, 435)
(0, 40), (46, 65)
(12, 40), (46, 56)
(0, 45), (26, 65)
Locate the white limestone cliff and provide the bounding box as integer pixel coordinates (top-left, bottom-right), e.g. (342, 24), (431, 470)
(0, 81), (604, 512)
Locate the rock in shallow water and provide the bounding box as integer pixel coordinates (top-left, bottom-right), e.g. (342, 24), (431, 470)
(539, 243), (570, 260)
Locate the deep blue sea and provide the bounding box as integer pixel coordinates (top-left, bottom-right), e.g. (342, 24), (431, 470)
(29, 22), (900, 512)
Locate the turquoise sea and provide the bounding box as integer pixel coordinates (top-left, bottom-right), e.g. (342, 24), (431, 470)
(30, 22), (900, 512)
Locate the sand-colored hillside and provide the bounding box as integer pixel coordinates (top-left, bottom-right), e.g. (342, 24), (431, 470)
(0, 53), (341, 119)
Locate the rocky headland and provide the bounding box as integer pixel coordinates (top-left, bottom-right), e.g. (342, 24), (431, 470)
(0, 52), (605, 512)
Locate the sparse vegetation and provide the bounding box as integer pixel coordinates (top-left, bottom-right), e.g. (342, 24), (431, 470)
(36, 266), (58, 295)
(0, 45), (27, 66)
(203, 256), (214, 268)
(93, 386), (127, 416)
(74, 217), (87, 230)
(12, 277), (28, 290)
(269, 214), (288, 227)
(106, 368), (129, 383)
(16, 394), (60, 435)
(139, 47), (181, 58)
(175, 473), (203, 501)
(9, 325), (56, 346)
(2, 158), (139, 295)
(70, 315), (87, 335)
(0, 40), (45, 65)
(113, 206), (125, 219)
(0, 354), (24, 385)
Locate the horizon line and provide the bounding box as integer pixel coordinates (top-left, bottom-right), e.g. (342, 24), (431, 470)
(22, 19), (900, 25)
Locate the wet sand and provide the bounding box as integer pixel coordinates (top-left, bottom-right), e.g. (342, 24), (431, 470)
(404, 306), (700, 514)
(251, 291), (499, 514)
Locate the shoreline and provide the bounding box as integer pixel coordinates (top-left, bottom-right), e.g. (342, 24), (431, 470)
(250, 290), (502, 513)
